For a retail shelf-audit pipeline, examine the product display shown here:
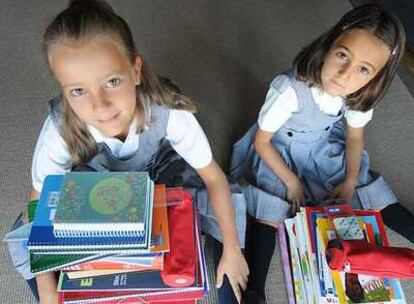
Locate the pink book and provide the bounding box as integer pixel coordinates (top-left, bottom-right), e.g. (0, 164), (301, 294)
(278, 224), (295, 304)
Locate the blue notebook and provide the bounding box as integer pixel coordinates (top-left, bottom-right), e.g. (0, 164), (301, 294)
(27, 175), (150, 254)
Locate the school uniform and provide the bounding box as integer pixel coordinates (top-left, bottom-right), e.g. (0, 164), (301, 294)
(230, 70), (398, 223)
(9, 96), (247, 292)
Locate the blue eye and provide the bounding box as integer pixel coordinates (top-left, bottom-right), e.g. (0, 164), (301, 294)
(106, 78), (121, 88)
(70, 88), (85, 97)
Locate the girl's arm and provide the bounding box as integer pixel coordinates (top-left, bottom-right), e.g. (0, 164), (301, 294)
(30, 188), (59, 304)
(329, 124), (364, 201)
(196, 160), (248, 303)
(254, 128), (304, 210)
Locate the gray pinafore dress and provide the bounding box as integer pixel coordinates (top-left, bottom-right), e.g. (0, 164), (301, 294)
(7, 97), (247, 282)
(49, 97), (246, 246)
(230, 71), (397, 223)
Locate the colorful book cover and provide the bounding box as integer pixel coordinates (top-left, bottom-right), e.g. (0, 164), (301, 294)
(29, 182), (167, 274)
(300, 208), (327, 301)
(299, 207), (405, 304)
(58, 192), (203, 293)
(63, 253), (163, 273)
(28, 175), (149, 253)
(354, 211), (388, 246)
(58, 289), (201, 304)
(277, 224), (295, 304)
(284, 218), (308, 304)
(316, 217), (342, 303)
(302, 206), (326, 253)
(53, 172), (153, 238)
(30, 252), (105, 275)
(339, 273), (391, 303)
(332, 211), (402, 303)
(57, 198), (207, 304)
(151, 184), (170, 253)
(295, 213), (317, 303)
(66, 269), (142, 280)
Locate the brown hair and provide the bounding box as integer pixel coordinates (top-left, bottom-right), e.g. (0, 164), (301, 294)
(293, 4), (406, 111)
(43, 0), (197, 165)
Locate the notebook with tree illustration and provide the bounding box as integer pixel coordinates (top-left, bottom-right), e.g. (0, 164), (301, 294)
(53, 172), (153, 238)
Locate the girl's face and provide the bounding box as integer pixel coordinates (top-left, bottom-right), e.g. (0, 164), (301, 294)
(49, 38), (141, 140)
(321, 29), (391, 96)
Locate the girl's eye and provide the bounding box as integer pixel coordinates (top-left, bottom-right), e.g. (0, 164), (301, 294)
(106, 78), (121, 88)
(336, 51), (348, 61)
(359, 66), (370, 76)
(70, 88), (86, 97)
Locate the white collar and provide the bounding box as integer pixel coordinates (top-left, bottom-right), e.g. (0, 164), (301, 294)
(87, 116), (138, 144)
(310, 86), (344, 102)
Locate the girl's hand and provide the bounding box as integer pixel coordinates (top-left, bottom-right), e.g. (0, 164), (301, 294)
(329, 179), (357, 203)
(216, 246), (249, 303)
(285, 176), (305, 213)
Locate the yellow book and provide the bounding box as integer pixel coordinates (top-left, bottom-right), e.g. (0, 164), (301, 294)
(66, 268), (138, 279)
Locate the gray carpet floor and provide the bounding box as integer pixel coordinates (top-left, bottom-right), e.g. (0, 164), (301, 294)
(1, 1), (413, 303)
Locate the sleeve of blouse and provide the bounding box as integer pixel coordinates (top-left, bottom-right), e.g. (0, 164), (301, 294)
(258, 74), (299, 132)
(31, 116), (72, 192)
(344, 108), (374, 128)
(165, 109), (213, 169)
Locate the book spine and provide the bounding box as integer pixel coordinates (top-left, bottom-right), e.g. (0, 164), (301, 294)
(64, 255), (163, 271)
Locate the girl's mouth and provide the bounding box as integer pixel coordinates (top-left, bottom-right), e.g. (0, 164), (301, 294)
(97, 112), (120, 125)
(331, 79), (345, 90)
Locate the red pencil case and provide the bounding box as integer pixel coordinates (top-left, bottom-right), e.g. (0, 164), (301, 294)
(326, 238), (414, 278)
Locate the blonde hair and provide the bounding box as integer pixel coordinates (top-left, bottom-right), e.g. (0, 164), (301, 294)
(44, 0), (197, 165)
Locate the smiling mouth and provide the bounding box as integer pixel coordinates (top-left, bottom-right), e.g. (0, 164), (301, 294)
(97, 113), (120, 125)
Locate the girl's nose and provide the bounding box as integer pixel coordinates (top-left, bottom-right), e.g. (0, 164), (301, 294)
(91, 90), (111, 110)
(338, 63), (352, 79)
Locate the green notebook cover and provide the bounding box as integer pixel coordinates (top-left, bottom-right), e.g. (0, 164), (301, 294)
(53, 172), (152, 237)
(30, 252), (101, 274)
(28, 199), (39, 223)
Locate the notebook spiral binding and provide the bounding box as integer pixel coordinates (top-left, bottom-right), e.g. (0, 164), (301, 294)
(53, 228), (145, 238)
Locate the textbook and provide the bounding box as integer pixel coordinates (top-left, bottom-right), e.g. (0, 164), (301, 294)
(282, 206), (406, 304)
(61, 184), (169, 278)
(26, 179), (170, 275)
(57, 189), (208, 304)
(150, 184), (170, 253)
(29, 181), (168, 274)
(28, 175), (151, 254)
(63, 253), (164, 279)
(53, 172), (153, 238)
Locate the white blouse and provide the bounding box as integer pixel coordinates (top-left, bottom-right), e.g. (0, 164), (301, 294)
(31, 109), (212, 192)
(258, 83), (373, 132)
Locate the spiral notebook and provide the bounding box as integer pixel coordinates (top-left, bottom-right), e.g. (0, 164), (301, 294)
(57, 198), (208, 304)
(53, 172), (153, 238)
(27, 175), (152, 254)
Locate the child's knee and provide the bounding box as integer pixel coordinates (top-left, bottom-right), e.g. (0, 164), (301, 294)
(256, 219), (280, 229)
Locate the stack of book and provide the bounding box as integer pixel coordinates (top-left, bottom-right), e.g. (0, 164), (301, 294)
(27, 172), (208, 304)
(279, 205), (407, 304)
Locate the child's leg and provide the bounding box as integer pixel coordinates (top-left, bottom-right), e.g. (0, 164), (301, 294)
(244, 219), (278, 302)
(26, 278), (39, 302)
(36, 272), (58, 304)
(209, 236), (239, 304)
(381, 203), (414, 243)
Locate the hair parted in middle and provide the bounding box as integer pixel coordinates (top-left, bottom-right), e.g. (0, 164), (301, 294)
(293, 4), (406, 112)
(43, 0), (197, 165)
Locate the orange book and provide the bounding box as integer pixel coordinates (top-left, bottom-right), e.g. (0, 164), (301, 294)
(151, 184), (170, 253)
